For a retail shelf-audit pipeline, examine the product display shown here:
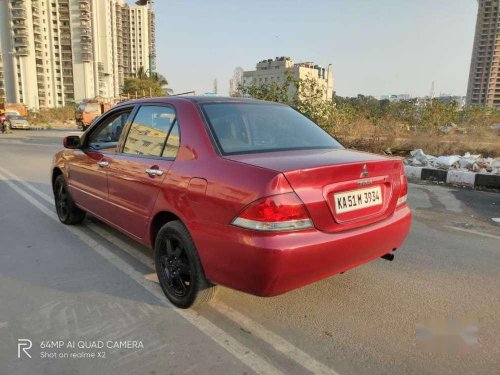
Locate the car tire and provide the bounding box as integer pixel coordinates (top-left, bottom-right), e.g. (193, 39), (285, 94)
(155, 220), (217, 308)
(53, 174), (86, 225)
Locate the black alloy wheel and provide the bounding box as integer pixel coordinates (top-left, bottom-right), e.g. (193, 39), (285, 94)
(55, 177), (69, 221)
(158, 236), (192, 298)
(155, 221), (217, 308)
(53, 174), (86, 225)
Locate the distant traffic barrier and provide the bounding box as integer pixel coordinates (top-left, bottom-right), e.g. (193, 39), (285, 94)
(405, 166), (500, 189)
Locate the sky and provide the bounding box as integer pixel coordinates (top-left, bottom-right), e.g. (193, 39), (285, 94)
(152, 0), (477, 98)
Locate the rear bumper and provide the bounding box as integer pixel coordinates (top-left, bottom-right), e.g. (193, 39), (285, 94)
(196, 206), (412, 296)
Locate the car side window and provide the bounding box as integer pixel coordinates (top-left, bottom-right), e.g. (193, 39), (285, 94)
(87, 111), (131, 152)
(162, 121), (180, 158)
(123, 105), (177, 157)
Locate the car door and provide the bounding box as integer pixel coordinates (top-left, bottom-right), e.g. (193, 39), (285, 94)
(67, 107), (133, 220)
(106, 104), (180, 240)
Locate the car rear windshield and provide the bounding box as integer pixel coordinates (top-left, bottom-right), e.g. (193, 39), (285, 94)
(201, 103), (342, 155)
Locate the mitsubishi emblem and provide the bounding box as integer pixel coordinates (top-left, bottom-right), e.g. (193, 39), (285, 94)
(360, 164), (369, 178)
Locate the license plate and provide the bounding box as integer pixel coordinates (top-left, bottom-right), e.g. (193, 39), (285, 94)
(334, 186), (382, 214)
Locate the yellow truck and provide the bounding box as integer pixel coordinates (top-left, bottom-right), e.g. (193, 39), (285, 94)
(0, 102), (28, 119)
(75, 100), (113, 130)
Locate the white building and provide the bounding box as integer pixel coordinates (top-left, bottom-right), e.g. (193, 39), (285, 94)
(241, 57), (334, 100)
(380, 94), (412, 102)
(129, 4), (155, 75)
(0, 0), (156, 110)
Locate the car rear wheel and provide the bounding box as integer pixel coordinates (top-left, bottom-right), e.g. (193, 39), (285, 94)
(155, 221), (217, 308)
(53, 174), (86, 225)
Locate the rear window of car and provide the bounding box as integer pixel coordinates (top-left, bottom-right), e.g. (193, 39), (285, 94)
(201, 103), (342, 155)
(123, 105), (179, 158)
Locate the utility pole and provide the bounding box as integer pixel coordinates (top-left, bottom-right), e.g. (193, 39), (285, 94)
(213, 79), (218, 95)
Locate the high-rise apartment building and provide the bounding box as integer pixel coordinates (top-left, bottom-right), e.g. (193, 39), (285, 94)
(241, 57), (334, 101)
(129, 4), (155, 75)
(466, 0), (500, 107)
(0, 47), (6, 103)
(0, 0), (156, 110)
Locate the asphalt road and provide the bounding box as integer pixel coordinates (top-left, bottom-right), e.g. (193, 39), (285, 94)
(0, 130), (499, 375)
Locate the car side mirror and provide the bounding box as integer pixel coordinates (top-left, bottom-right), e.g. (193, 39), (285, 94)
(63, 135), (81, 149)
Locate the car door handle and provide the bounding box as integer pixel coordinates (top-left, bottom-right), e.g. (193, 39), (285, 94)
(97, 160), (109, 168)
(145, 168), (164, 177)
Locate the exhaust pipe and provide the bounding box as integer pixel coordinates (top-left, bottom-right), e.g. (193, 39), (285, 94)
(381, 253), (394, 261)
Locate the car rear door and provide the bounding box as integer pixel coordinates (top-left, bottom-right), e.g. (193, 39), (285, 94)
(106, 104), (180, 240)
(67, 107), (133, 219)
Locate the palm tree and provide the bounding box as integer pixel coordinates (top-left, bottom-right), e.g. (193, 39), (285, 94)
(150, 72), (173, 95)
(135, 66), (149, 80)
(132, 66), (173, 96)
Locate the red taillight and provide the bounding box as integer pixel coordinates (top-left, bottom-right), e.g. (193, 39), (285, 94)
(232, 193), (313, 231)
(397, 174), (408, 206)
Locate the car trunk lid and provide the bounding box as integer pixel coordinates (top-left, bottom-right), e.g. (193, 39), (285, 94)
(225, 149), (404, 232)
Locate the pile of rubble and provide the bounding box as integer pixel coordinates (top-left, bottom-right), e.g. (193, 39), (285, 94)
(404, 149), (500, 175)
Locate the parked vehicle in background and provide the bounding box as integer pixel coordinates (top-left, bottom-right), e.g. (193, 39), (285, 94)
(0, 103), (28, 132)
(0, 102), (28, 119)
(4, 114), (31, 130)
(52, 97), (411, 308)
(75, 99), (113, 130)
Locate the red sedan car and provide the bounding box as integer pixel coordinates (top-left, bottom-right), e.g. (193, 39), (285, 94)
(52, 97), (411, 308)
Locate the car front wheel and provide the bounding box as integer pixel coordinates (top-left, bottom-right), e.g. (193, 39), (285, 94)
(155, 220), (217, 308)
(53, 174), (86, 225)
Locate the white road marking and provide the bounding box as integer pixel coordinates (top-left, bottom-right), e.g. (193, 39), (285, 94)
(0, 165), (341, 375)
(215, 302), (340, 375)
(444, 225), (500, 240)
(492, 218), (500, 224)
(0, 165), (54, 202)
(0, 171), (285, 375)
(88, 220), (340, 375)
(0, 321), (8, 329)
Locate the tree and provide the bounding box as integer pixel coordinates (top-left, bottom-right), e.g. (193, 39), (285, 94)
(122, 77), (164, 97)
(238, 70), (333, 125)
(238, 69), (295, 104)
(229, 67), (244, 97)
(123, 66), (173, 97)
(150, 72), (173, 95)
(135, 66), (149, 80)
(293, 74), (331, 124)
